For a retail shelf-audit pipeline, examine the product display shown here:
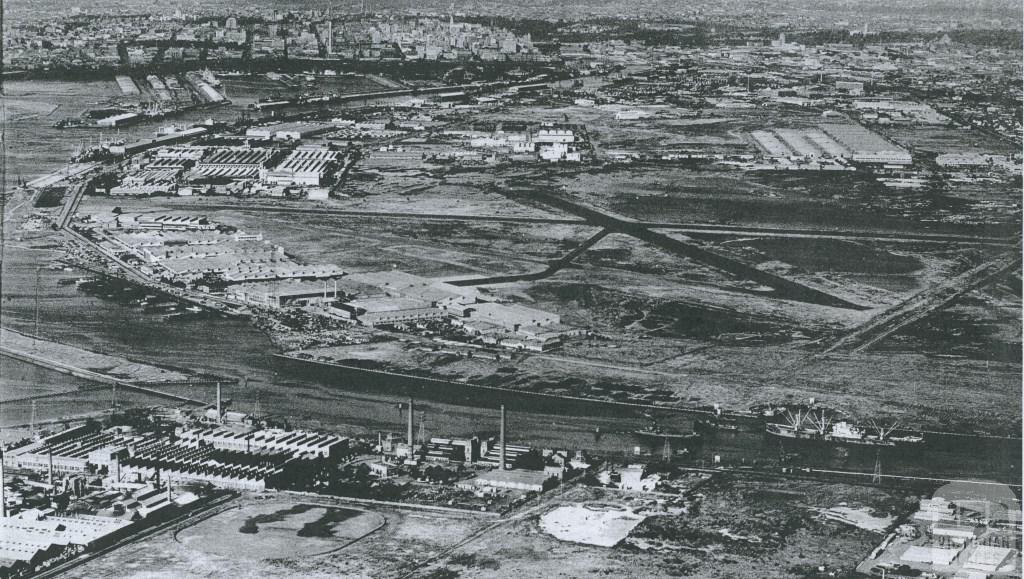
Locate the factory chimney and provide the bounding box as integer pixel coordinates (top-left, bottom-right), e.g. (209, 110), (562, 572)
(48, 450), (54, 487)
(167, 476), (173, 503)
(499, 405), (506, 471)
(216, 382), (222, 424)
(407, 398), (415, 448)
(1, 455), (6, 518)
(326, 14), (333, 55)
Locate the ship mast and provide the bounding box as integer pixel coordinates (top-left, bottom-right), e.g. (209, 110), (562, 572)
(870, 419), (900, 440)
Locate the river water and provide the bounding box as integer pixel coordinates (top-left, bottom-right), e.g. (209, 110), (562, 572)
(0, 81), (1019, 485)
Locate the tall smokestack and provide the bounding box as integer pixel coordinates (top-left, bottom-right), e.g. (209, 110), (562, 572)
(216, 382), (222, 424)
(1, 455), (7, 518)
(499, 405), (506, 471)
(167, 476), (173, 503)
(407, 398), (415, 448)
(48, 451), (54, 487)
(327, 17), (333, 55)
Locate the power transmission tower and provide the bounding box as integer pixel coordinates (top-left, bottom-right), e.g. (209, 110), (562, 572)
(872, 450), (882, 484)
(662, 437), (672, 461)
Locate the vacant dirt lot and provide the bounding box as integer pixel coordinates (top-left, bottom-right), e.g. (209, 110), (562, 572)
(63, 496), (490, 579)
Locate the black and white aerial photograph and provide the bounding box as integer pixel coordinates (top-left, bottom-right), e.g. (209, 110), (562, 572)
(0, 0), (1021, 576)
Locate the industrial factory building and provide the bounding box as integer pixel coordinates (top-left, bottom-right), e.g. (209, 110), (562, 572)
(246, 122), (336, 141)
(176, 427), (348, 459)
(126, 214), (216, 232)
(118, 444), (283, 492)
(0, 512), (133, 575)
(534, 124), (577, 144)
(818, 123), (912, 165)
(109, 169), (182, 196)
(265, 148), (342, 186)
(464, 302), (560, 331)
(334, 297), (445, 326)
(190, 148), (274, 181)
(108, 127), (208, 157)
(150, 246), (343, 284)
(478, 442), (532, 470)
(423, 437), (481, 464)
(750, 123), (911, 166)
(3, 424), (130, 475)
(3, 415), (350, 494)
(141, 240), (281, 264)
(225, 280), (344, 309)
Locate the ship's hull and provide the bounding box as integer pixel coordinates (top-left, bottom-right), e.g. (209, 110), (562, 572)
(766, 425), (923, 448)
(632, 430), (701, 441)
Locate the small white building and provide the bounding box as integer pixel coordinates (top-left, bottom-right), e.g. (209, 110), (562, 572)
(615, 110), (644, 120)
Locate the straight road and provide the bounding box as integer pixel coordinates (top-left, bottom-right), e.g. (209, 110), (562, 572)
(824, 252), (1022, 353)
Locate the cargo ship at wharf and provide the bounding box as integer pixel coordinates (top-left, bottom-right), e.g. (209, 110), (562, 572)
(626, 419), (704, 442)
(765, 407), (925, 448)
